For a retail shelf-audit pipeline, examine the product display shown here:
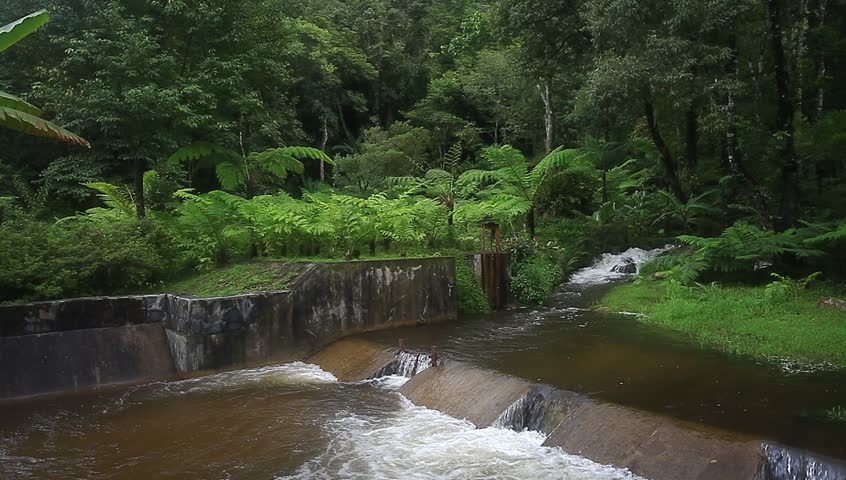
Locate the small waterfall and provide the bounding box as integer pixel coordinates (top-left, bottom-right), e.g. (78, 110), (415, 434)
(371, 351), (440, 379)
(758, 444), (846, 480)
(493, 386), (581, 435)
(567, 245), (673, 286)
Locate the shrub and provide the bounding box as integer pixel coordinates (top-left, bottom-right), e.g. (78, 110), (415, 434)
(0, 216), (174, 303)
(511, 252), (565, 304)
(455, 258), (490, 314)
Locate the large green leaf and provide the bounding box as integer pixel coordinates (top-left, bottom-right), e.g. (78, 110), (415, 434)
(0, 106), (90, 148)
(167, 142), (240, 166)
(0, 90), (42, 116)
(0, 10), (49, 53)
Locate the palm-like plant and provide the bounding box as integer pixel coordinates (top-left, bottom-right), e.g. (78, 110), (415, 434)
(168, 143), (333, 198)
(386, 143), (467, 226)
(0, 10), (89, 147)
(461, 145), (584, 237)
(653, 189), (721, 233)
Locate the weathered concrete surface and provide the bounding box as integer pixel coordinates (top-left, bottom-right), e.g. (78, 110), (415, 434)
(399, 361), (530, 427)
(165, 292), (298, 373)
(0, 257), (458, 398)
(307, 337), (396, 382)
(0, 295), (167, 337)
(339, 345), (765, 480)
(543, 400), (763, 480)
(291, 258), (457, 352)
(0, 323), (175, 399)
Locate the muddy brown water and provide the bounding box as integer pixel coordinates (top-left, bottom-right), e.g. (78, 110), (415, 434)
(359, 282), (846, 460)
(0, 363), (645, 479)
(2, 249), (846, 478)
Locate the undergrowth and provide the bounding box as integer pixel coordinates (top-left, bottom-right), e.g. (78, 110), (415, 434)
(601, 279), (846, 367)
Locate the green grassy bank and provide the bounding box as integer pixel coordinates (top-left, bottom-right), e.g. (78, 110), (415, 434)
(601, 280), (846, 367)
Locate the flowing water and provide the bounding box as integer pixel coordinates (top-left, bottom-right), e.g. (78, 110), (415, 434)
(362, 247), (846, 460)
(0, 362), (642, 479)
(2, 248), (845, 478)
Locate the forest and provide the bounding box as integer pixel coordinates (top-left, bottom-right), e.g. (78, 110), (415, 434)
(1, 0), (845, 321)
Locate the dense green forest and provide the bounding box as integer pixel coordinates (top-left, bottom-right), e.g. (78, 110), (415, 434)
(1, 0), (845, 306)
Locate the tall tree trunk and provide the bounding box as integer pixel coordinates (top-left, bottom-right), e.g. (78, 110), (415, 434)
(766, 0), (801, 229)
(816, 0), (829, 118)
(538, 79), (555, 153)
(727, 31), (771, 227)
(134, 158), (146, 218)
(685, 107), (699, 171)
(527, 208), (536, 238)
(644, 98), (686, 202)
(794, 0), (810, 115)
(319, 117), (329, 182)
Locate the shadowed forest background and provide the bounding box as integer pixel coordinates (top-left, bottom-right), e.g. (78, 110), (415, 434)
(1, 0), (845, 311)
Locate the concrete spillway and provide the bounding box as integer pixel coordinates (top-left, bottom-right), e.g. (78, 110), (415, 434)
(310, 337), (846, 480)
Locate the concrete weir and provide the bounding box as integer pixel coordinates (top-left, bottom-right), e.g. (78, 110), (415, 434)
(0, 257), (456, 400)
(310, 337), (846, 480)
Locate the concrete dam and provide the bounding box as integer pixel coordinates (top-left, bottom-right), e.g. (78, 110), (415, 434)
(1, 254), (845, 479)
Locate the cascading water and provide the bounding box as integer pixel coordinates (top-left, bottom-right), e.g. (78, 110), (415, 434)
(567, 245), (674, 286)
(758, 444), (846, 480)
(371, 350), (439, 378)
(493, 386), (581, 435)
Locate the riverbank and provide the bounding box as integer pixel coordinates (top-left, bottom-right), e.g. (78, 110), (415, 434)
(600, 280), (846, 367)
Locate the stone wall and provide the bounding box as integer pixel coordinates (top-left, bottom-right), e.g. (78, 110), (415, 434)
(0, 257), (458, 399)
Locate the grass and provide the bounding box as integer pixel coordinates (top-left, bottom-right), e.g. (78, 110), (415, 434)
(600, 280), (846, 367)
(158, 262), (301, 297)
(827, 406), (846, 423)
(153, 250), (461, 298)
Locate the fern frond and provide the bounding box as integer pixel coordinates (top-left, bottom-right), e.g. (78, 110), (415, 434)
(84, 182), (135, 218)
(167, 142), (239, 166)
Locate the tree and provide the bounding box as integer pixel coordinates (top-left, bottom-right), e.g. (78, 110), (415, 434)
(0, 10), (88, 147)
(168, 143), (333, 198)
(463, 145), (587, 237)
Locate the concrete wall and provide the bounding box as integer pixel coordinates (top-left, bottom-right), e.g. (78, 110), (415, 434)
(291, 258), (456, 351)
(164, 291), (296, 373)
(0, 257), (458, 400)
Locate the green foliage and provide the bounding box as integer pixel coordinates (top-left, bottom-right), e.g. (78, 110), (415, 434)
(334, 122), (433, 194)
(764, 272), (822, 305)
(0, 10), (89, 146)
(653, 189), (721, 232)
(162, 262), (299, 297)
(508, 237), (570, 304)
(0, 216), (172, 303)
(169, 190), (250, 268)
(826, 406), (846, 424)
(455, 258), (490, 314)
(651, 222), (826, 284)
(168, 143), (331, 197)
(511, 253), (564, 304)
(602, 280), (846, 366)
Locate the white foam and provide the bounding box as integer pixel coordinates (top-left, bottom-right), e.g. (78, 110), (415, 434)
(150, 362), (338, 395)
(567, 246), (673, 286)
(280, 396), (644, 480)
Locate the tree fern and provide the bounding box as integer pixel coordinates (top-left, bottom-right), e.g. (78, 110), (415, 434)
(84, 182), (136, 218)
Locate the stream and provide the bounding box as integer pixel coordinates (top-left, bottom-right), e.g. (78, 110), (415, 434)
(1, 249), (845, 478)
(361, 248), (846, 459)
(0, 362), (642, 479)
